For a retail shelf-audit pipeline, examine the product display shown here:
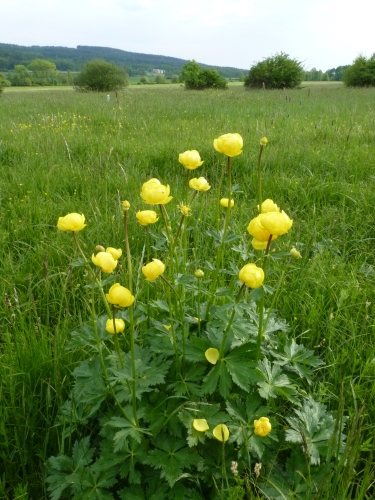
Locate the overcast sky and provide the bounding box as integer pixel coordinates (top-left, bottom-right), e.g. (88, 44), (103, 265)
(1, 0), (374, 71)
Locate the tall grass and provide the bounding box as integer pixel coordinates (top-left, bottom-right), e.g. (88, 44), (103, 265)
(1, 85), (375, 498)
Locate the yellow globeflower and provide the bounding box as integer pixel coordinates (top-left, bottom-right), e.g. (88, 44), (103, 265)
(105, 247), (122, 260)
(247, 215), (274, 242)
(193, 419), (209, 432)
(189, 177), (211, 192)
(254, 417), (272, 437)
(57, 213), (86, 232)
(258, 199), (280, 214)
(213, 133), (243, 157)
(220, 198), (234, 208)
(179, 150), (204, 170)
(141, 178), (173, 205)
(290, 247), (302, 259)
(239, 263), (264, 289)
(106, 283), (135, 307)
(142, 258), (165, 281)
(259, 210), (293, 236)
(260, 137), (268, 146)
(205, 348), (219, 365)
(91, 251), (118, 273)
(179, 204), (192, 216)
(213, 424), (230, 442)
(106, 318), (125, 334)
(251, 238), (268, 250)
(136, 210), (159, 226)
(122, 200), (130, 211)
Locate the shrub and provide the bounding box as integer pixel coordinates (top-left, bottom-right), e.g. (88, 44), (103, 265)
(74, 59), (129, 92)
(0, 74), (11, 93)
(171, 74), (180, 83)
(181, 60), (227, 90)
(140, 75), (149, 84)
(244, 52), (304, 89)
(343, 54), (375, 87)
(155, 74), (167, 84)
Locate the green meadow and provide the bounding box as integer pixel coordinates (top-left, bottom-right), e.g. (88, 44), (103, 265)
(1, 84), (375, 498)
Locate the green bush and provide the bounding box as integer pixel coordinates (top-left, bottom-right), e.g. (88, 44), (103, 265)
(0, 74), (11, 93)
(74, 59), (129, 92)
(343, 54), (375, 87)
(244, 52), (304, 89)
(155, 74), (167, 84)
(181, 60), (227, 90)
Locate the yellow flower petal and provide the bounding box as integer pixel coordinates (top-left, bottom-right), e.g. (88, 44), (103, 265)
(205, 348), (219, 365)
(193, 419), (209, 432)
(213, 424), (229, 442)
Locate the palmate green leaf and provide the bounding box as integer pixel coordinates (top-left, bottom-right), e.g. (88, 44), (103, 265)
(144, 437), (199, 487)
(256, 358), (298, 403)
(72, 466), (117, 500)
(184, 337), (211, 363)
(68, 316), (111, 351)
(118, 482), (169, 500)
(201, 360), (232, 397)
(225, 343), (259, 391)
(179, 403), (222, 447)
(144, 396), (185, 437)
(168, 362), (206, 396)
(105, 412), (149, 452)
(285, 395), (345, 465)
(271, 338), (325, 383)
(73, 355), (108, 409)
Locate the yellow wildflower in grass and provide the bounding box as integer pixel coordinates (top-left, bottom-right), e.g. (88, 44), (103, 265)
(141, 178), (172, 205)
(142, 258), (165, 281)
(254, 417), (272, 437)
(193, 419), (209, 432)
(213, 133), (243, 157)
(105, 318), (125, 334)
(179, 204), (192, 216)
(205, 348), (220, 365)
(251, 238), (268, 250)
(105, 247), (122, 260)
(239, 263), (264, 288)
(136, 210), (159, 226)
(122, 200), (130, 211)
(178, 150), (204, 170)
(213, 424), (230, 442)
(258, 199), (280, 213)
(220, 198), (234, 208)
(290, 247), (302, 259)
(259, 210), (293, 236)
(163, 324), (171, 331)
(260, 137), (268, 146)
(189, 177), (211, 192)
(57, 213), (86, 232)
(91, 252), (118, 273)
(106, 283), (135, 307)
(247, 215), (277, 242)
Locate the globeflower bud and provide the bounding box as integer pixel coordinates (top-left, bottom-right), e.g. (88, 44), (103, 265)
(213, 424), (230, 442)
(105, 318), (125, 334)
(142, 258), (165, 281)
(95, 245), (105, 252)
(213, 133), (243, 157)
(178, 150), (204, 170)
(122, 200), (130, 211)
(205, 347), (219, 365)
(91, 252), (118, 273)
(254, 417), (272, 437)
(259, 210), (293, 236)
(290, 247), (302, 259)
(105, 247), (122, 260)
(194, 269), (204, 279)
(220, 198), (234, 208)
(57, 213), (86, 232)
(106, 283), (135, 307)
(260, 137), (268, 146)
(189, 177), (211, 192)
(141, 178), (172, 205)
(193, 419), (209, 432)
(239, 263), (264, 289)
(136, 210), (159, 226)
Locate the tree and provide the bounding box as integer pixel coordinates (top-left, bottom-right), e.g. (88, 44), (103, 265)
(11, 65), (32, 86)
(28, 58), (58, 85)
(140, 75), (149, 84)
(171, 75), (180, 83)
(181, 60), (227, 90)
(343, 55), (375, 87)
(0, 73), (11, 93)
(244, 52), (304, 89)
(74, 59), (129, 92)
(155, 74), (167, 84)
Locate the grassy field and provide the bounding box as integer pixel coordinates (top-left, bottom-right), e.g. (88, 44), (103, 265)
(0, 84), (374, 498)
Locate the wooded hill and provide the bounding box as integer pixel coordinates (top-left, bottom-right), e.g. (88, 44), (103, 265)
(0, 43), (246, 78)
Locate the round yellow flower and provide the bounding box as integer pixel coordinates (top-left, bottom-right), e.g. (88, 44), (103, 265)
(220, 198), (234, 208)
(106, 318), (125, 334)
(259, 210), (293, 236)
(106, 283), (135, 307)
(260, 137), (268, 146)
(189, 177), (211, 192)
(105, 247), (122, 260)
(136, 210), (159, 226)
(142, 258), (165, 281)
(251, 238), (268, 250)
(258, 199), (280, 214)
(254, 417), (272, 437)
(213, 133), (243, 157)
(179, 150), (204, 170)
(247, 215), (274, 242)
(91, 252), (118, 273)
(290, 247), (302, 259)
(57, 213), (86, 232)
(122, 200), (130, 211)
(141, 178), (172, 205)
(205, 348), (219, 365)
(213, 424), (230, 442)
(193, 419), (209, 432)
(239, 263), (264, 288)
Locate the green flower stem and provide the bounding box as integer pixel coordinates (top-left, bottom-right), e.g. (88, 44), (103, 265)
(221, 156), (232, 267)
(174, 215), (185, 245)
(159, 203), (172, 245)
(123, 210), (133, 294)
(161, 275), (181, 374)
(219, 283), (246, 359)
(197, 278), (201, 337)
(216, 167), (225, 232)
(255, 234), (273, 362)
(112, 307), (124, 369)
(145, 227), (150, 329)
(258, 144), (265, 212)
(73, 232), (112, 318)
(221, 442), (229, 494)
(186, 168), (190, 203)
(263, 271), (285, 333)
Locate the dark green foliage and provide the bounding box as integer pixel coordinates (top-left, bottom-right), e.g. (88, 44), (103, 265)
(244, 52), (304, 89)
(181, 60), (227, 90)
(343, 54), (375, 87)
(28, 58), (59, 85)
(0, 73), (10, 93)
(74, 59), (129, 92)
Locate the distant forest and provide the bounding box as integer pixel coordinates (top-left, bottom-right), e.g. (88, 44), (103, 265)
(0, 43), (246, 78)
